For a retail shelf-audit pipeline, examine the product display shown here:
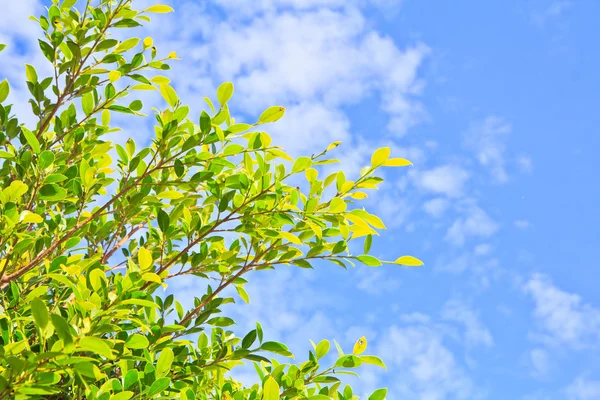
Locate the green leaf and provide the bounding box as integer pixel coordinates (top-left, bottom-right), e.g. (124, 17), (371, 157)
(0, 44), (6, 53)
(364, 234), (372, 254)
(31, 298), (49, 329)
(371, 147), (390, 167)
(0, 79), (10, 102)
(125, 334), (149, 350)
(357, 254), (382, 267)
(369, 388), (388, 400)
(110, 392), (134, 400)
(315, 339), (330, 358)
(21, 127), (40, 154)
(335, 355), (363, 368)
(360, 355), (386, 369)
(144, 5), (175, 13)
(38, 150), (54, 170)
(200, 111), (211, 134)
(258, 106), (285, 124)
(217, 82), (234, 105)
(263, 376), (279, 400)
(393, 255), (424, 266)
(60, 0), (77, 9)
(115, 38), (140, 53)
(82, 91), (94, 116)
(292, 156), (312, 173)
(261, 341), (293, 357)
(50, 314), (73, 345)
(156, 348), (174, 378)
(148, 377), (171, 396)
(38, 184), (66, 201)
(0, 150), (14, 159)
(159, 84), (178, 108)
(157, 209), (170, 232)
(25, 64), (38, 83)
(79, 337), (114, 359)
(206, 317), (235, 327)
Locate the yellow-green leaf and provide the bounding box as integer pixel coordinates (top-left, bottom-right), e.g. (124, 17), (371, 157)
(20, 211), (43, 224)
(279, 231), (302, 245)
(360, 355), (386, 369)
(258, 106), (285, 124)
(328, 198), (347, 213)
(159, 84), (178, 108)
(138, 247), (152, 270)
(82, 91), (94, 116)
(131, 84), (156, 91)
(393, 255), (424, 266)
(31, 297), (49, 329)
(216, 82), (234, 105)
(263, 376), (279, 400)
(79, 337), (114, 359)
(25, 64), (37, 82)
(144, 5), (175, 13)
(115, 38), (140, 53)
(0, 79), (9, 103)
(157, 190), (184, 200)
(108, 70), (121, 82)
(142, 272), (162, 285)
(21, 127), (40, 154)
(371, 147), (390, 167)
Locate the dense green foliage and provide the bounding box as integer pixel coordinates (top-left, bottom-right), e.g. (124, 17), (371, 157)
(0, 1), (421, 398)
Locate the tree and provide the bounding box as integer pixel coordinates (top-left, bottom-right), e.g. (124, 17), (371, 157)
(0, 1), (422, 399)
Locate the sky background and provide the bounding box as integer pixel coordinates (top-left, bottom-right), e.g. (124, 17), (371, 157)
(2, 0), (600, 399)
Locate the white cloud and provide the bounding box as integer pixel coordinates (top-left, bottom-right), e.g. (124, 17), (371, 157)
(442, 300), (494, 348)
(474, 244), (492, 256)
(566, 377), (600, 400)
(529, 348), (551, 378)
(514, 220), (531, 230)
(423, 198), (450, 218)
(374, 318), (480, 399)
(414, 165), (470, 198)
(445, 204), (499, 246)
(142, 1), (428, 156)
(518, 155), (534, 174)
(524, 274), (600, 348)
(464, 116), (512, 184)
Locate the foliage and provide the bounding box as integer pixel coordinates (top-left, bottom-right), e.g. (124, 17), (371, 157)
(0, 1), (422, 399)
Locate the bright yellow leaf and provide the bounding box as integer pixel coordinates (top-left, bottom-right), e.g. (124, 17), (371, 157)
(384, 157), (412, 167)
(353, 336), (367, 355)
(394, 255), (424, 266)
(371, 147), (390, 167)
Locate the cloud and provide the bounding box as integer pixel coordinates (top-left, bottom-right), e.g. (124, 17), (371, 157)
(474, 244), (492, 256)
(464, 116), (512, 184)
(566, 377), (600, 400)
(442, 299), (494, 348)
(514, 220), (531, 230)
(445, 204), (499, 246)
(524, 274), (600, 348)
(374, 315), (481, 399)
(142, 1), (429, 155)
(414, 165), (470, 198)
(517, 155), (534, 174)
(529, 348), (551, 378)
(532, 1), (573, 28)
(423, 197), (450, 218)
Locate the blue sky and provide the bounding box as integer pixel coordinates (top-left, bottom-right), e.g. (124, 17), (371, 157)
(1, 0), (600, 398)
